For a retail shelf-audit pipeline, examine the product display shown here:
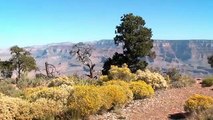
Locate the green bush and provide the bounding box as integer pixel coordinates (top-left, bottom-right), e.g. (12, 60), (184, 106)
(202, 77), (213, 87)
(184, 94), (213, 113)
(171, 75), (195, 88)
(129, 81), (154, 99)
(0, 80), (23, 97)
(166, 68), (181, 81)
(17, 78), (47, 89)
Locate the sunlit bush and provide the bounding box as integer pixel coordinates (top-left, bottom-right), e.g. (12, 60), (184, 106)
(100, 64), (137, 82)
(24, 86), (73, 105)
(67, 85), (103, 117)
(184, 94), (213, 113)
(0, 94), (32, 120)
(104, 80), (133, 102)
(31, 98), (64, 119)
(100, 85), (132, 110)
(99, 75), (109, 82)
(48, 76), (74, 87)
(129, 81), (154, 99)
(0, 92), (65, 120)
(104, 80), (129, 88)
(136, 69), (168, 89)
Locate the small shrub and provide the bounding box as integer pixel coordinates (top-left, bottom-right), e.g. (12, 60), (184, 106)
(184, 94), (213, 113)
(166, 68), (181, 81)
(0, 93), (64, 120)
(62, 75), (102, 86)
(104, 80), (136, 103)
(188, 107), (213, 120)
(129, 81), (154, 99)
(67, 85), (103, 117)
(100, 85), (132, 110)
(0, 95), (32, 120)
(0, 80), (23, 97)
(136, 69), (168, 89)
(99, 75), (109, 82)
(105, 80), (129, 88)
(31, 98), (64, 119)
(48, 76), (74, 87)
(24, 86), (73, 105)
(104, 80), (133, 103)
(171, 75), (195, 88)
(17, 78), (47, 89)
(202, 77), (213, 87)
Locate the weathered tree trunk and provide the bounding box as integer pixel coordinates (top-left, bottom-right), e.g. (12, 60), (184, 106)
(86, 63), (96, 79)
(45, 62), (50, 78)
(45, 62), (58, 78)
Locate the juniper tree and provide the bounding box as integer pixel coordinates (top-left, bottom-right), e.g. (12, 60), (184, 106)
(102, 13), (155, 75)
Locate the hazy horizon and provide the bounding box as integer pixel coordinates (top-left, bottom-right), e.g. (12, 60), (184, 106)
(0, 39), (213, 49)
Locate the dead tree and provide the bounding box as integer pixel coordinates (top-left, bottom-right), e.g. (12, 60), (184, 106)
(70, 42), (96, 79)
(45, 62), (60, 78)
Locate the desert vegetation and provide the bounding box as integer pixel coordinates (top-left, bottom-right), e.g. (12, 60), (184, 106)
(0, 13), (213, 120)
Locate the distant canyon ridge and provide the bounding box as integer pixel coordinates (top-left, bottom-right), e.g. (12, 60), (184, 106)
(0, 40), (213, 77)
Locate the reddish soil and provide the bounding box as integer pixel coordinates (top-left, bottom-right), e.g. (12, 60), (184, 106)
(90, 82), (213, 120)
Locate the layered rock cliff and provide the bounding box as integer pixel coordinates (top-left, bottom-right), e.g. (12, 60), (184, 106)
(0, 40), (212, 77)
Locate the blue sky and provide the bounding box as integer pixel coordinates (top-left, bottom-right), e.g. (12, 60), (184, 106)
(0, 0), (213, 48)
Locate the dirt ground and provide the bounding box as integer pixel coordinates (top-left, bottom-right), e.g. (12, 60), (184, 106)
(89, 82), (213, 120)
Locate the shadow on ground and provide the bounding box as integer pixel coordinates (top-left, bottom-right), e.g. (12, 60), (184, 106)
(168, 112), (190, 120)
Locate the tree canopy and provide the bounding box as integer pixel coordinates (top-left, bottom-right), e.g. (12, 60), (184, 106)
(0, 60), (13, 78)
(102, 13), (155, 75)
(10, 45), (37, 79)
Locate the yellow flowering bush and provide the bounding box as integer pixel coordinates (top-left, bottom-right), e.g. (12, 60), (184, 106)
(0, 93), (64, 120)
(99, 75), (109, 82)
(104, 80), (133, 101)
(0, 94), (32, 120)
(136, 69), (168, 89)
(48, 76), (74, 87)
(129, 81), (154, 99)
(23, 86), (45, 96)
(24, 86), (73, 105)
(184, 94), (213, 113)
(100, 85), (132, 110)
(100, 64), (137, 82)
(105, 80), (129, 88)
(67, 85), (103, 117)
(31, 98), (64, 119)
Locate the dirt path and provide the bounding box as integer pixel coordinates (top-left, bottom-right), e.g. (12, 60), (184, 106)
(90, 83), (213, 120)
